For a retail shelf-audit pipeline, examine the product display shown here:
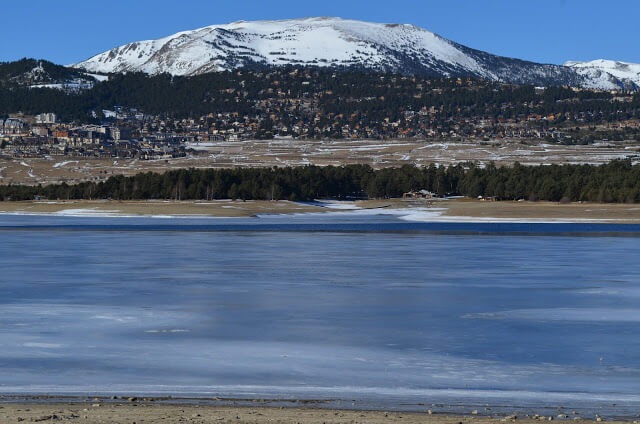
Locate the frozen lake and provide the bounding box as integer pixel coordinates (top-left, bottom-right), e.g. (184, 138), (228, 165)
(1, 213), (640, 416)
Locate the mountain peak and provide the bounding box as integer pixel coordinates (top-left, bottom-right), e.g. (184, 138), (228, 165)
(71, 18), (639, 90)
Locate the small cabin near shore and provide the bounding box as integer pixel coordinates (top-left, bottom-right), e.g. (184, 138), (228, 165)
(477, 195), (497, 202)
(403, 189), (436, 199)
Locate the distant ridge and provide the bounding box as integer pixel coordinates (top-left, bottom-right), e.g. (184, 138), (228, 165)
(0, 58), (96, 89)
(564, 59), (640, 91)
(71, 17), (639, 90)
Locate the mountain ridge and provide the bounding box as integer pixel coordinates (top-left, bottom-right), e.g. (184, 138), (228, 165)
(68, 17), (639, 91)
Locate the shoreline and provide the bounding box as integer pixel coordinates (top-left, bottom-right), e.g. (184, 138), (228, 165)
(0, 198), (640, 223)
(3, 391), (640, 415)
(0, 400), (638, 424)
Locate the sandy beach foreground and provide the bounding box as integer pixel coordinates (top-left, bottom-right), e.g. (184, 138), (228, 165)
(0, 198), (640, 222)
(1, 403), (636, 424)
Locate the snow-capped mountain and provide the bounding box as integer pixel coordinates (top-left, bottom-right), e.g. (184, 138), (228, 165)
(72, 17), (639, 90)
(564, 59), (640, 90)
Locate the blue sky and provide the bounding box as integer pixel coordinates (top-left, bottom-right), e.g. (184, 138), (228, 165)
(2, 0), (638, 65)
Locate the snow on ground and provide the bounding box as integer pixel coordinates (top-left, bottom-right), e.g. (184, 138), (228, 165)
(286, 204), (640, 224)
(300, 200), (363, 210)
(185, 142), (219, 151)
(54, 161), (79, 168)
(54, 208), (123, 217)
(53, 161), (79, 168)
(29, 81), (94, 91)
(86, 73), (109, 82)
(2, 201), (637, 224)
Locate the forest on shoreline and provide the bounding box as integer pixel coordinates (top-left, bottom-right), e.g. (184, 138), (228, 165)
(1, 160), (640, 203)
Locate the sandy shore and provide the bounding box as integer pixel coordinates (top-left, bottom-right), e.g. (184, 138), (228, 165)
(0, 198), (640, 222)
(0, 402), (635, 424)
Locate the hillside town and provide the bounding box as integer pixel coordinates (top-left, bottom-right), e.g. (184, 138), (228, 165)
(0, 109), (187, 159)
(1, 70), (640, 161)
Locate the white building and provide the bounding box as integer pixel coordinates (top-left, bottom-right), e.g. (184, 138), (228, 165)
(35, 113), (57, 124)
(1, 118), (27, 134)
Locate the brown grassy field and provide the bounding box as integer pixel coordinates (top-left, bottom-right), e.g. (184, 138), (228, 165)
(0, 403), (633, 424)
(440, 199), (640, 222)
(2, 138), (639, 185)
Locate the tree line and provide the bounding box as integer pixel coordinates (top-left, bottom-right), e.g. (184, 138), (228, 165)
(2, 161), (640, 203)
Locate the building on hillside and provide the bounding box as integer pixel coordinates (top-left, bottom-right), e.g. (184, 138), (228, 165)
(110, 127), (132, 141)
(1, 118), (27, 135)
(31, 126), (49, 137)
(35, 113), (57, 124)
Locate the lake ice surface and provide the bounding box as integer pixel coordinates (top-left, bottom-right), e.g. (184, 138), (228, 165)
(1, 213), (640, 415)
